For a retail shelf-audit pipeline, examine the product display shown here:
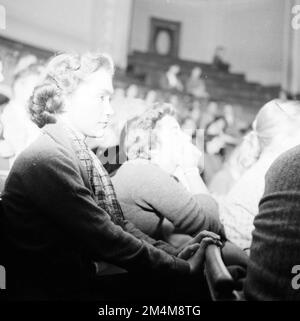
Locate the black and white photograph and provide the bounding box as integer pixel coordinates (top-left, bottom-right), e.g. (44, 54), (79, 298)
(0, 0), (300, 313)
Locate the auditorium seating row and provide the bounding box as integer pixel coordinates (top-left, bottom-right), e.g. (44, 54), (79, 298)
(127, 50), (280, 110)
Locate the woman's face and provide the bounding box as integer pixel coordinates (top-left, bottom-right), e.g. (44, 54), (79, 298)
(66, 68), (114, 138)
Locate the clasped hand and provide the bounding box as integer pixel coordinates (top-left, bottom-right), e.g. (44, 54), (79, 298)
(177, 231), (223, 274)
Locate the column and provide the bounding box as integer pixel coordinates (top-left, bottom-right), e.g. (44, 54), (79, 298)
(282, 0), (300, 96)
(90, 0), (133, 68)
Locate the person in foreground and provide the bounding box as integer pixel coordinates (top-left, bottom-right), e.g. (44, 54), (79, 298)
(244, 143), (300, 301)
(1, 52), (221, 300)
(215, 99), (300, 250)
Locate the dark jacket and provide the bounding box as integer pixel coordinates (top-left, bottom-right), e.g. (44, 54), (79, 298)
(244, 144), (300, 300)
(2, 123), (189, 296)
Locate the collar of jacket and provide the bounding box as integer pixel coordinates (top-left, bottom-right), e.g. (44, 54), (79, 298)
(42, 122), (93, 192)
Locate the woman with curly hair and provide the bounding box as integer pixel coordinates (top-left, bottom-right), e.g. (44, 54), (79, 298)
(2, 52), (221, 300)
(112, 102), (225, 245)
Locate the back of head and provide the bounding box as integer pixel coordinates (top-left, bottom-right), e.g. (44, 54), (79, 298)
(255, 99), (300, 149)
(121, 102), (175, 161)
(191, 67), (201, 78)
(28, 52), (114, 128)
(238, 99), (300, 169)
(169, 65), (180, 74)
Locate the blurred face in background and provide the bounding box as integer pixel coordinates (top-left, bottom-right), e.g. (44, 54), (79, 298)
(126, 84), (139, 99)
(65, 68), (114, 138)
(181, 117), (197, 133)
(191, 67), (202, 79)
(153, 115), (201, 173)
(207, 101), (218, 116)
(206, 118), (226, 136)
(145, 90), (157, 105)
(169, 65), (180, 75)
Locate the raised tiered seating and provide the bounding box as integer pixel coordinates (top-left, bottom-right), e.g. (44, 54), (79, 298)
(127, 51), (280, 112)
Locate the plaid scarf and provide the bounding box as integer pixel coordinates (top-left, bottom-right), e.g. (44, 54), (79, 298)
(64, 125), (125, 228)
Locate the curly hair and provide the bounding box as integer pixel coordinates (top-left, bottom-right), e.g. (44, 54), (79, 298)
(121, 102), (176, 161)
(28, 52), (114, 128)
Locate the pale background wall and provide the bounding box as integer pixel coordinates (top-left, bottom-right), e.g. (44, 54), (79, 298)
(0, 0), (295, 88)
(130, 0), (285, 85)
(0, 0), (133, 68)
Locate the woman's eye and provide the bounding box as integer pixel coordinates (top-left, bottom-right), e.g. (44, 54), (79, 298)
(99, 95), (111, 103)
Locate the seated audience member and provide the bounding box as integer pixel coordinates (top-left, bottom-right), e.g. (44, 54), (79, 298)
(244, 144), (300, 300)
(2, 52), (221, 300)
(223, 104), (242, 138)
(168, 93), (181, 110)
(186, 67), (209, 99)
(159, 65), (184, 92)
(190, 100), (202, 123)
(208, 141), (248, 196)
(199, 101), (219, 129)
(212, 46), (230, 72)
(112, 102), (224, 241)
(126, 84), (140, 99)
(203, 116), (237, 184)
(145, 89), (157, 105)
(0, 63), (43, 164)
(181, 117), (197, 143)
(216, 99), (300, 250)
(205, 116), (229, 154)
(181, 105), (201, 146)
(278, 88), (289, 101)
(112, 87), (125, 100)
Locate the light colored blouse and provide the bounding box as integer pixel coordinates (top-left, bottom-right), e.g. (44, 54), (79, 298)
(216, 151), (282, 249)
